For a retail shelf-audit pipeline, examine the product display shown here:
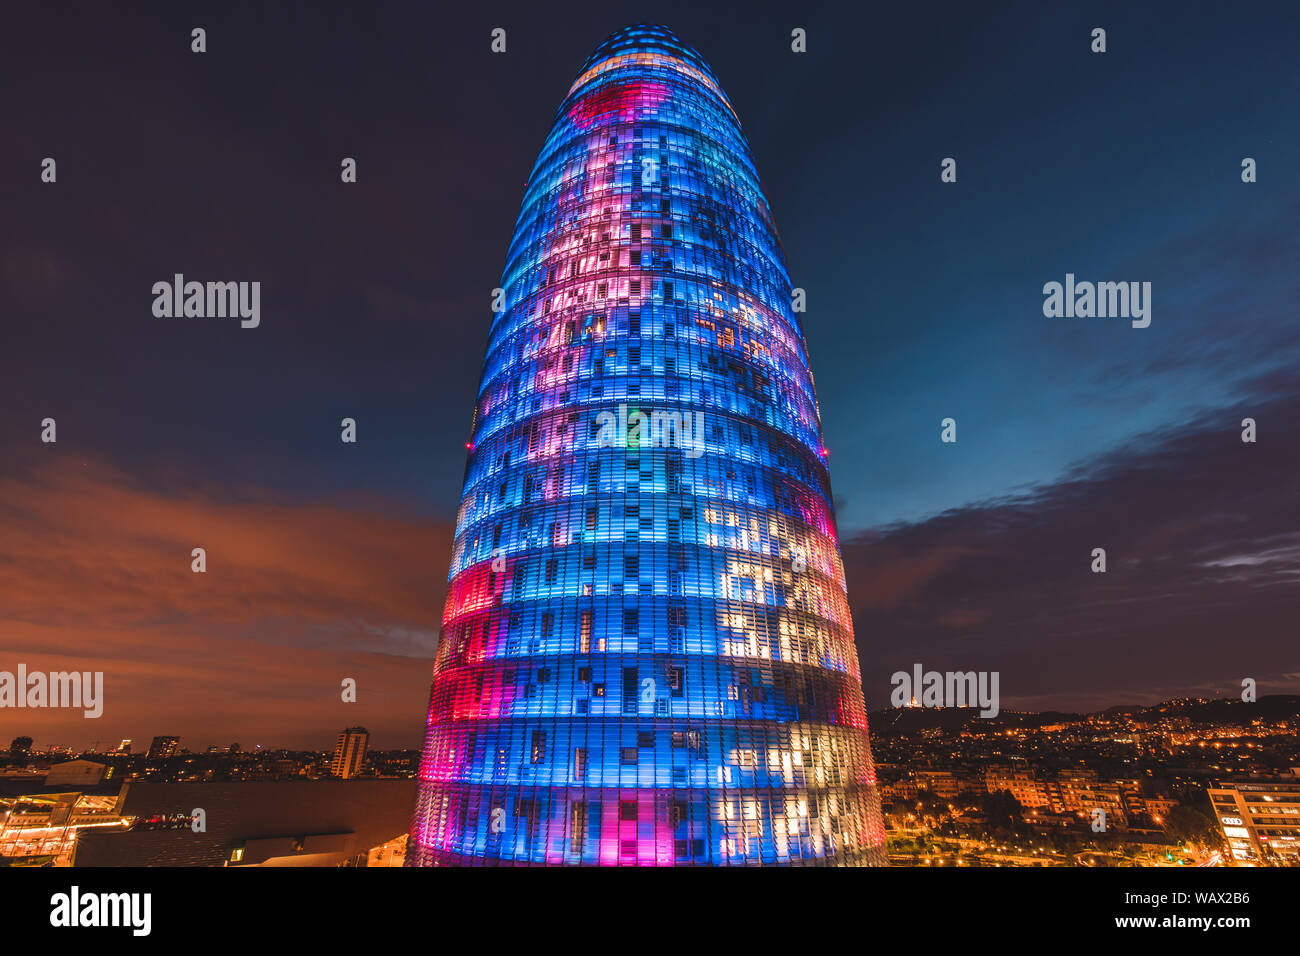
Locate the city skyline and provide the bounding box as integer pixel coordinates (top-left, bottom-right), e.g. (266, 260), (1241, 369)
(9, 692), (1299, 756)
(8, 695), (1295, 869)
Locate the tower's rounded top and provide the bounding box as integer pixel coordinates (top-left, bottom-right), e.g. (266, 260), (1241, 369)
(564, 24), (733, 117)
(576, 24), (714, 78)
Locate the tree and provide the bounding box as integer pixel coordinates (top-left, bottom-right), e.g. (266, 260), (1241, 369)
(981, 789), (1025, 833)
(1164, 804), (1219, 850)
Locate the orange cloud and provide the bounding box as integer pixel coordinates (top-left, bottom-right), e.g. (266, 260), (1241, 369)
(846, 544), (976, 610)
(936, 608), (989, 629)
(0, 457), (451, 750)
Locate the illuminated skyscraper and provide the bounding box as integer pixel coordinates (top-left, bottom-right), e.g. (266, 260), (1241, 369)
(408, 24), (886, 866)
(147, 735), (180, 759)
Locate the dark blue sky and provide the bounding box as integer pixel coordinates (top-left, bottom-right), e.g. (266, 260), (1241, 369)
(2, 1), (1297, 746)
(5, 2), (1296, 526)
(778, 3), (1299, 528)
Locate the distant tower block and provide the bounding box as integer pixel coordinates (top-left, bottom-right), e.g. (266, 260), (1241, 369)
(332, 726), (370, 779)
(147, 735), (180, 759)
(407, 24), (886, 866)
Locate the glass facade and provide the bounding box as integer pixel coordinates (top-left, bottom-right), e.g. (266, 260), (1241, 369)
(408, 24), (887, 866)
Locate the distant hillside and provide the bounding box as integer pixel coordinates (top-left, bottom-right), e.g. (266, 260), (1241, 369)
(868, 695), (1300, 737)
(868, 707), (1080, 736)
(1116, 695), (1300, 727)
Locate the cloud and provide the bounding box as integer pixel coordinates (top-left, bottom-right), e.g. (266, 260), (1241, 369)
(845, 390), (1300, 712)
(0, 456), (451, 750)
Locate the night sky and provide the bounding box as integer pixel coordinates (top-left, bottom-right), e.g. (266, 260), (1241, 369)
(2, 1), (1297, 750)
